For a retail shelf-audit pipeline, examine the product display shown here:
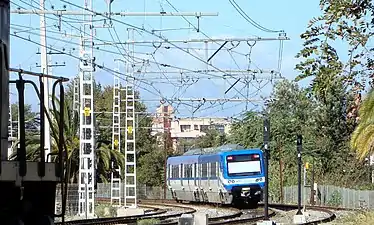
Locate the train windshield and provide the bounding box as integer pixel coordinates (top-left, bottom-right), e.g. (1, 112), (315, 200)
(226, 154), (261, 177)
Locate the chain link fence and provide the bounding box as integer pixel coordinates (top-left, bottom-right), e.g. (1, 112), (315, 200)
(55, 183), (374, 215)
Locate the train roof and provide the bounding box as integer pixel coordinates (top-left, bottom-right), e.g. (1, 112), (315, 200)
(182, 144), (247, 156)
(167, 147), (263, 165)
(167, 154), (199, 165)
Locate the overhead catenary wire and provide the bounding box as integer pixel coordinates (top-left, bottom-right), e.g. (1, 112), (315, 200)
(10, 29), (269, 115)
(11, 0), (282, 116)
(11, 1), (280, 83)
(10, 33), (177, 104)
(163, 0), (283, 100)
(10, 25), (279, 80)
(228, 0), (283, 33)
(59, 0), (264, 101)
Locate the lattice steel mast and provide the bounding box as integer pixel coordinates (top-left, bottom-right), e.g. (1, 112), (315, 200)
(73, 77), (80, 113)
(78, 0), (96, 218)
(110, 62), (122, 206)
(124, 28), (137, 208)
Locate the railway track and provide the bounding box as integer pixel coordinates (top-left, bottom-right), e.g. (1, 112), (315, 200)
(57, 198), (341, 225)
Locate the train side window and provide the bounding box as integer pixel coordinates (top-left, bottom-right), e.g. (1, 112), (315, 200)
(194, 163), (197, 186)
(194, 163), (197, 178)
(201, 163), (208, 178)
(184, 164), (188, 178)
(210, 162), (217, 178)
(172, 165), (179, 178)
(184, 164), (192, 178)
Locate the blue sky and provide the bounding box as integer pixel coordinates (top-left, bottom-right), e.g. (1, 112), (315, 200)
(9, 0), (322, 118)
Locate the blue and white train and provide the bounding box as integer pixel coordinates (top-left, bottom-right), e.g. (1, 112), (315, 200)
(166, 145), (265, 206)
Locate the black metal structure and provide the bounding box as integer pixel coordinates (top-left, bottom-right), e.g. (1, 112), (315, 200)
(0, 72), (69, 225)
(296, 134), (303, 215)
(263, 117), (270, 219)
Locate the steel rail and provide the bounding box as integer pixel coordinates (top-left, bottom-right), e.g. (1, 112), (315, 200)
(76, 198), (341, 225)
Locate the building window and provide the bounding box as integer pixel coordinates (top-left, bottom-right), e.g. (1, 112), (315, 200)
(215, 124), (225, 134)
(180, 125), (191, 132)
(200, 125), (209, 132)
(194, 125), (199, 130)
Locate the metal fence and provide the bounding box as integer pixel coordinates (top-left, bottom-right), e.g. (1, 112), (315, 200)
(283, 185), (374, 209)
(55, 183), (374, 216)
(55, 184), (173, 216)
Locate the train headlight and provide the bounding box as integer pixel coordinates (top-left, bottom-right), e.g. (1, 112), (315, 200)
(255, 178), (263, 182)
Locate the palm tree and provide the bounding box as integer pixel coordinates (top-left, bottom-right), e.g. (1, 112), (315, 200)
(10, 97), (125, 183)
(350, 89), (374, 160)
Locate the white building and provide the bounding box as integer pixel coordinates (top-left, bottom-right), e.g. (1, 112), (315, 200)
(151, 105), (232, 151)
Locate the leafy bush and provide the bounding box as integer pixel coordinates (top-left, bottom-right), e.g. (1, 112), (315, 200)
(327, 190), (342, 207)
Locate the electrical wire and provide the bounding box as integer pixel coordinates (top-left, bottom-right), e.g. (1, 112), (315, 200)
(163, 0), (270, 100)
(11, 0), (276, 116)
(59, 0), (252, 100)
(10, 24), (255, 81)
(228, 0), (283, 33)
(10, 32), (176, 103)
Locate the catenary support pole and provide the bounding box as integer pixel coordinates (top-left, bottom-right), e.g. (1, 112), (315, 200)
(263, 117), (270, 220)
(297, 134), (303, 215)
(39, 0), (51, 162)
(77, 0), (95, 217)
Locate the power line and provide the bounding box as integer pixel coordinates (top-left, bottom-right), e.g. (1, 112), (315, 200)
(228, 0), (283, 33)
(60, 0), (288, 101)
(11, 9), (219, 17)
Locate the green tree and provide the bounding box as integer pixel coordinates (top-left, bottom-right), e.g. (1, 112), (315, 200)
(10, 97), (125, 183)
(194, 129), (227, 148)
(10, 103), (39, 136)
(351, 89), (374, 160)
(294, 0), (372, 178)
(267, 80), (317, 161)
(137, 148), (165, 186)
(228, 111), (263, 148)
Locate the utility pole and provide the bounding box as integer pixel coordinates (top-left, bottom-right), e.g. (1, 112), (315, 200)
(0, 0), (10, 161)
(77, 0), (95, 218)
(39, 0), (51, 162)
(110, 62), (122, 206)
(163, 104), (172, 199)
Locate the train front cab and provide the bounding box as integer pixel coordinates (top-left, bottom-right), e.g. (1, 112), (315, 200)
(221, 150), (265, 205)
